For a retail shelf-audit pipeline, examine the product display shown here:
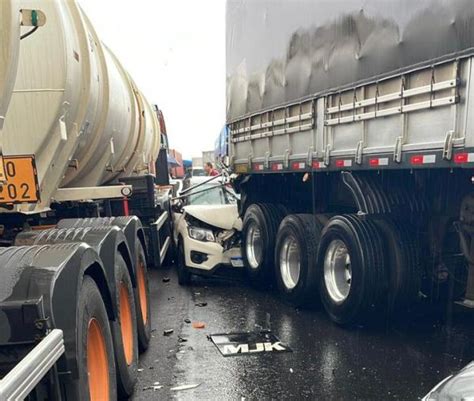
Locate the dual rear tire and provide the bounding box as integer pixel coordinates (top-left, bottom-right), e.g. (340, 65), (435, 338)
(78, 276), (117, 401)
(242, 204), (421, 325)
(77, 241), (152, 400)
(274, 214), (324, 306)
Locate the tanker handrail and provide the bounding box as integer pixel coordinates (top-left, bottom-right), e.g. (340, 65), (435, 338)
(0, 329), (65, 400)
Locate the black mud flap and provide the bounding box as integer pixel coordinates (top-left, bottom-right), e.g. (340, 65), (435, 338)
(209, 330), (292, 357)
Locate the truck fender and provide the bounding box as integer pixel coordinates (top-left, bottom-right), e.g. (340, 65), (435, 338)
(15, 225), (134, 317)
(57, 216), (146, 276)
(0, 243), (110, 380)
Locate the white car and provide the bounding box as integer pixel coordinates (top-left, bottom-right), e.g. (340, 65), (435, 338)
(172, 181), (243, 284)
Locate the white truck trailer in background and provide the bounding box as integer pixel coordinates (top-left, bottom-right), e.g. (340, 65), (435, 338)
(227, 0), (474, 325)
(192, 156), (203, 168)
(202, 150), (215, 166)
(0, 1), (172, 399)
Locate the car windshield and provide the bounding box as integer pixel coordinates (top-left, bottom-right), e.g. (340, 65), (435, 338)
(192, 168), (206, 177)
(186, 184), (237, 205)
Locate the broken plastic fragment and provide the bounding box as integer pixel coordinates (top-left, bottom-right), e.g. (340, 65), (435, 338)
(192, 322), (206, 329)
(164, 329), (174, 336)
(170, 383), (201, 391)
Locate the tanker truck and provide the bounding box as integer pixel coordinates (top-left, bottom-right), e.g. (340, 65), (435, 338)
(0, 1), (173, 400)
(227, 0), (474, 325)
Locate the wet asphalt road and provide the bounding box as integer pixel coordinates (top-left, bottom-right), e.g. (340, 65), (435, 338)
(133, 267), (474, 401)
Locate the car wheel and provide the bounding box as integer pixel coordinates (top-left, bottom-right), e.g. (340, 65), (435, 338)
(317, 215), (388, 325)
(274, 214), (324, 306)
(177, 239), (191, 285)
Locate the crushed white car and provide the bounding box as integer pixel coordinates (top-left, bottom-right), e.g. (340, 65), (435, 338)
(172, 178), (243, 284)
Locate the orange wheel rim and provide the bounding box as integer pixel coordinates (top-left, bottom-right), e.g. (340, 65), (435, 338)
(137, 259), (148, 324)
(87, 318), (110, 401)
(119, 282), (134, 365)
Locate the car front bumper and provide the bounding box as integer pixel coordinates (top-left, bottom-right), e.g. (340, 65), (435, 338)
(183, 236), (242, 271)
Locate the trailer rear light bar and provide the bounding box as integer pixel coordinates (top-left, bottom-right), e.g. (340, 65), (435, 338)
(271, 163), (284, 171)
(0, 329), (64, 401)
(312, 161), (327, 169)
(410, 154), (436, 165)
(369, 158), (389, 167)
(291, 162), (305, 170)
(335, 159), (352, 168)
(454, 153), (474, 164)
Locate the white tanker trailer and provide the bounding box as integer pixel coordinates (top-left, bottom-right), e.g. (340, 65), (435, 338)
(0, 1), (172, 400)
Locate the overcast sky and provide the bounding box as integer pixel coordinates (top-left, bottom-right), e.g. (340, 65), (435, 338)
(79, 0), (225, 159)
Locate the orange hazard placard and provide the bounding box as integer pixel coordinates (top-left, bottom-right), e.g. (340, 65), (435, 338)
(0, 156), (40, 204)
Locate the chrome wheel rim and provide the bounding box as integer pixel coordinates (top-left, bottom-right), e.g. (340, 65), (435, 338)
(279, 235), (301, 290)
(246, 222), (263, 269)
(324, 239), (352, 304)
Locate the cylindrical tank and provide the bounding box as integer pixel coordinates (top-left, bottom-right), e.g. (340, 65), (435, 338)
(2, 0), (161, 213)
(0, 0), (20, 132)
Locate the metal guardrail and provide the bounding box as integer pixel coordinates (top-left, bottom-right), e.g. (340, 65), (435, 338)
(0, 329), (65, 401)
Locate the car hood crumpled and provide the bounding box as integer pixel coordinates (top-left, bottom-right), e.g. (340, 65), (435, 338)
(183, 204), (242, 231)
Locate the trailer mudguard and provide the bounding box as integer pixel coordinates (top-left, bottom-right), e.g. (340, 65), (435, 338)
(0, 243), (109, 380)
(56, 216), (146, 271)
(15, 225), (133, 317)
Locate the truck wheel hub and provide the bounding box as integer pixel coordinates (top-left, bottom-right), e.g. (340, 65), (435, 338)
(279, 235), (301, 290)
(324, 239), (352, 304)
(246, 222), (263, 269)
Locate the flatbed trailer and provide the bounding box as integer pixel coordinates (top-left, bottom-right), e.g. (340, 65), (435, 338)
(227, 0), (474, 325)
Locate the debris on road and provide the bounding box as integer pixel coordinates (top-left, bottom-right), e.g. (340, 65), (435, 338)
(137, 368), (144, 372)
(192, 322), (206, 329)
(143, 385), (163, 391)
(178, 336), (188, 343)
(162, 277), (171, 283)
(184, 318), (191, 324)
(195, 302), (208, 307)
(170, 383), (201, 391)
(163, 329), (174, 336)
(210, 331), (292, 357)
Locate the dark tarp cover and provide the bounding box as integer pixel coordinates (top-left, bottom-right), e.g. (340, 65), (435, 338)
(226, 0), (474, 121)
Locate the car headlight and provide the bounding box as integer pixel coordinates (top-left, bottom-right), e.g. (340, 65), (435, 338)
(188, 226), (215, 242)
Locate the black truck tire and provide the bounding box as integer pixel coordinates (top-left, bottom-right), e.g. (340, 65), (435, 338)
(274, 214), (324, 306)
(177, 239), (191, 285)
(372, 217), (422, 310)
(317, 215), (388, 325)
(113, 253), (138, 398)
(242, 203), (286, 285)
(135, 241), (151, 353)
(78, 276), (117, 401)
